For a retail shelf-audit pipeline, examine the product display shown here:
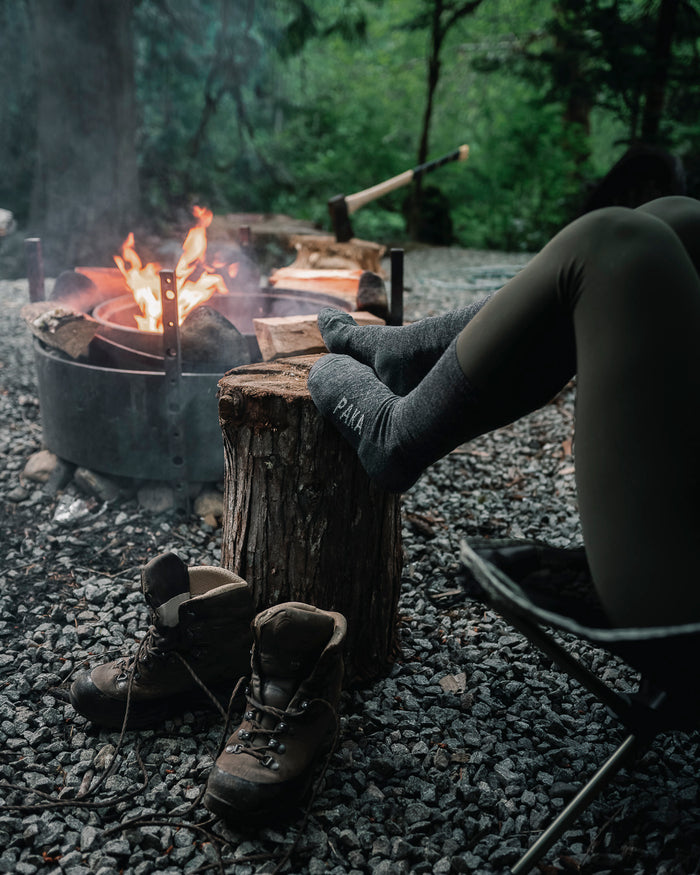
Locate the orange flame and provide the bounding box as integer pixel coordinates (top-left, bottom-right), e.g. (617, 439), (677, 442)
(114, 206), (238, 332)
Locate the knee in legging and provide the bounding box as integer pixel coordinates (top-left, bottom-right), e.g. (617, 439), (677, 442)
(569, 205), (685, 269)
(577, 204), (674, 248)
(636, 195), (700, 223)
(637, 196), (700, 274)
(550, 205), (691, 312)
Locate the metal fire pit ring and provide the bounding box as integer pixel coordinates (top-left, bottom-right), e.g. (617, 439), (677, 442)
(91, 287), (350, 362)
(34, 340), (227, 482)
(34, 283), (353, 484)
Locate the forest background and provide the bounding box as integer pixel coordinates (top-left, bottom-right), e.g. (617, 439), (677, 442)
(0, 0), (699, 278)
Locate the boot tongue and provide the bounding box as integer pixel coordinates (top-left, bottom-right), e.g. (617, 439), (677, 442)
(141, 553), (191, 628)
(258, 606), (334, 710)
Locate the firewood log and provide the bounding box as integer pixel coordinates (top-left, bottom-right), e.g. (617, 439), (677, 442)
(21, 302), (99, 359)
(253, 310), (384, 361)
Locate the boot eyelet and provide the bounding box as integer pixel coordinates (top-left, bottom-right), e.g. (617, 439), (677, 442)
(245, 710), (255, 720)
(300, 700), (309, 710)
(277, 743), (286, 754)
(261, 755), (278, 770)
(276, 721), (288, 734)
(225, 743), (243, 754)
(238, 729), (251, 740)
(267, 738), (278, 750)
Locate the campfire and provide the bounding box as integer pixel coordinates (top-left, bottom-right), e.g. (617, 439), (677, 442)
(22, 211), (362, 487)
(114, 206), (235, 332)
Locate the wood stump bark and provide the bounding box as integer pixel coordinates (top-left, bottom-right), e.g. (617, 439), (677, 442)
(218, 355), (402, 685)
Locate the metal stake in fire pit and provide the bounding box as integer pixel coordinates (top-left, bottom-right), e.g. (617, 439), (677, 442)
(25, 238), (45, 303)
(389, 248), (404, 326)
(160, 269), (189, 506)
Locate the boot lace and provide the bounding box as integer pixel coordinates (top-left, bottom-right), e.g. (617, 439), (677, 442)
(114, 622), (178, 682)
(226, 694), (293, 769)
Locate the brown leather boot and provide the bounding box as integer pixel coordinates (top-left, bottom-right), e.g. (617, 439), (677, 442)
(203, 601), (346, 823)
(69, 553), (254, 728)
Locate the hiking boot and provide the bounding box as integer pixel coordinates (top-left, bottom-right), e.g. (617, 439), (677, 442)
(69, 552), (255, 729)
(203, 601), (346, 823)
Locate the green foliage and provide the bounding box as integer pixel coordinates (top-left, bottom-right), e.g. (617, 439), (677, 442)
(1, 0), (699, 257)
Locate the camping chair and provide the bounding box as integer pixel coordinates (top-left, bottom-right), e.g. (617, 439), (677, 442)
(459, 540), (700, 875)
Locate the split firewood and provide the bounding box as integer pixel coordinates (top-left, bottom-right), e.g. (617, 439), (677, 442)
(268, 266), (363, 303)
(287, 234), (386, 273)
(253, 310), (384, 361)
(21, 301), (99, 360)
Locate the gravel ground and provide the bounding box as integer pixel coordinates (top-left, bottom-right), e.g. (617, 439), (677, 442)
(1, 245), (700, 875)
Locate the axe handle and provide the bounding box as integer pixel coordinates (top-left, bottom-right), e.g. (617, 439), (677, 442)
(344, 144), (469, 215)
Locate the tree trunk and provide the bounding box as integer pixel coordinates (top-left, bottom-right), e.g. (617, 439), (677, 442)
(408, 0), (444, 241)
(28, 0), (138, 274)
(641, 0), (680, 142)
(218, 355), (403, 686)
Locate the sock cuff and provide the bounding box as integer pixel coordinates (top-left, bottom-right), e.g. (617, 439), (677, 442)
(446, 336), (479, 403)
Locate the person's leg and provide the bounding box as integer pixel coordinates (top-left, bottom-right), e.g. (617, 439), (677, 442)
(318, 296), (493, 396)
(309, 336), (477, 493)
(317, 197), (700, 399)
(309, 210), (587, 494)
(636, 195), (700, 274)
(309, 203), (700, 625)
(456, 205), (700, 626)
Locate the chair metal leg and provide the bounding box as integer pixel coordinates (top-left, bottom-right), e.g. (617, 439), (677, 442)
(511, 733), (640, 874)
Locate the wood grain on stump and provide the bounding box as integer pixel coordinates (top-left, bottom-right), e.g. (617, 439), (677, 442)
(218, 355), (402, 684)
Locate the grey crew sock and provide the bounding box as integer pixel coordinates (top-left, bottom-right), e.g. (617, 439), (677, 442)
(317, 296), (492, 396)
(308, 338), (477, 493)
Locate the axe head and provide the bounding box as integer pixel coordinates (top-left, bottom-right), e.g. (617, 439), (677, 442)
(328, 194), (354, 242)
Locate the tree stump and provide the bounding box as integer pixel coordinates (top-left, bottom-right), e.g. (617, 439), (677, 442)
(218, 355), (402, 685)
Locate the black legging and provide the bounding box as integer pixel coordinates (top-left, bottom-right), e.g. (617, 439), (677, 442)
(454, 196), (700, 627)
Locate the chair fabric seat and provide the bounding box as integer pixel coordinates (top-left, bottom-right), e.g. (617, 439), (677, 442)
(459, 540), (700, 711)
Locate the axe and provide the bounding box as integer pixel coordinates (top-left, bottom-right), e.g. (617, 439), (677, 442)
(328, 144), (469, 242)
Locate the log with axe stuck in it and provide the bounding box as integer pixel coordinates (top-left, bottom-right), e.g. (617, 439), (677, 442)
(328, 144), (469, 242)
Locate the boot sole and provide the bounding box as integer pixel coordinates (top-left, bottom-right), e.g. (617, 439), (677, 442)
(69, 681), (246, 730)
(202, 770), (314, 825)
(202, 729), (337, 824)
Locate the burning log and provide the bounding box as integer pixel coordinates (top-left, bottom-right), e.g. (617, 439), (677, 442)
(252, 310), (384, 361)
(21, 301), (99, 360)
(218, 355), (402, 684)
(356, 270), (389, 320)
(179, 305), (250, 370)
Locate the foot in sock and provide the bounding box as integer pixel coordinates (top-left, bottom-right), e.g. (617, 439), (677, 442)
(308, 338), (477, 492)
(317, 296), (492, 396)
